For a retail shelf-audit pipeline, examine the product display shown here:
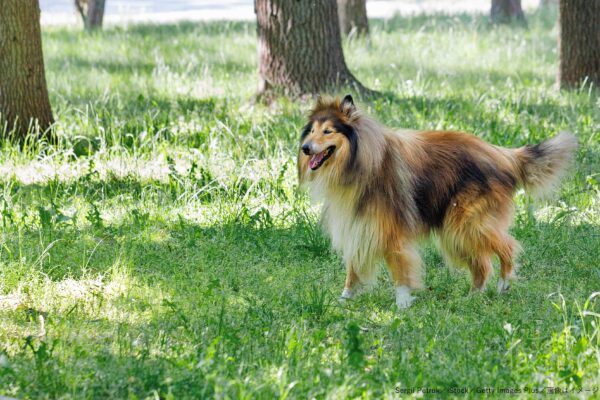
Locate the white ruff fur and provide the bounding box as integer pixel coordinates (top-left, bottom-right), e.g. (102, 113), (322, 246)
(309, 179), (381, 287)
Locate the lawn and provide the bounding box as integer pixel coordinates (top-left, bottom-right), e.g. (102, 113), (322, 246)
(1, 9), (599, 399)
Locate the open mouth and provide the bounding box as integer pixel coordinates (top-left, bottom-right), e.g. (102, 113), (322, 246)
(309, 146), (336, 170)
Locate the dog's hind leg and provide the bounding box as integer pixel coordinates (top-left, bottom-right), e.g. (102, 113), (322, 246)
(468, 254), (493, 292)
(492, 234), (521, 293)
(384, 244), (424, 309)
(444, 188), (517, 294)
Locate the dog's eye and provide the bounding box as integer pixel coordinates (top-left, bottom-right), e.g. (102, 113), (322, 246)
(323, 129), (332, 135)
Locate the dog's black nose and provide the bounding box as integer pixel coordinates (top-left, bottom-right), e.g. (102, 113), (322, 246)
(301, 143), (311, 155)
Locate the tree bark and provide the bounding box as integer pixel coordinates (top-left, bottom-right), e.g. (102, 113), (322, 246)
(0, 0), (54, 138)
(559, 0), (600, 88)
(87, 0), (105, 29)
(338, 0), (369, 37)
(255, 0), (369, 96)
(75, 0), (106, 30)
(491, 0), (526, 24)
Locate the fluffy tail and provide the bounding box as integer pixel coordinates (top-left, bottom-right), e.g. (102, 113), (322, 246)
(514, 132), (578, 196)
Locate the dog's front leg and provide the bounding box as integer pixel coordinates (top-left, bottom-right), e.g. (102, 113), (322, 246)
(340, 264), (360, 300)
(385, 245), (423, 309)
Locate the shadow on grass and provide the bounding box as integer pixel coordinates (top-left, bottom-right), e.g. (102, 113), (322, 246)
(51, 85), (593, 151)
(47, 57), (157, 75)
(369, 7), (558, 33)
(1, 213), (598, 398)
(353, 90), (583, 146)
(118, 19), (255, 39)
(0, 214), (344, 398)
(47, 52), (255, 78)
(45, 20), (256, 41)
(1, 199), (597, 302)
(0, 210), (333, 286)
(362, 62), (552, 87)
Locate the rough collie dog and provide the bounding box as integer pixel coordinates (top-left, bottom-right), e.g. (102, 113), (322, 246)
(297, 95), (577, 309)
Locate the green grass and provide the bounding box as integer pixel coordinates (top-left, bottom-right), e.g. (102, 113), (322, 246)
(1, 9), (600, 399)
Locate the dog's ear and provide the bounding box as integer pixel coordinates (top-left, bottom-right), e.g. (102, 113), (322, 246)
(340, 94), (355, 116)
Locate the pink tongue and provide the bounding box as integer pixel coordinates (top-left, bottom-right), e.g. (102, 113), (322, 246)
(309, 151), (325, 169)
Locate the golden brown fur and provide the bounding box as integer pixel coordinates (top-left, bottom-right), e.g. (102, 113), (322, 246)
(298, 95), (578, 307)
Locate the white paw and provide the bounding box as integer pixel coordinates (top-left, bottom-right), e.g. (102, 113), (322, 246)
(395, 286), (415, 309)
(471, 285), (486, 294)
(497, 275), (514, 294)
(340, 287), (354, 301)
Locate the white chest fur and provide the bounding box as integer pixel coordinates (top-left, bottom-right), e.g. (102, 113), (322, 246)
(309, 181), (382, 285)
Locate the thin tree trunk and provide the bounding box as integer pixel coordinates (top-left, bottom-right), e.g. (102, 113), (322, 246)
(75, 0), (106, 30)
(255, 0), (369, 96)
(0, 0), (54, 138)
(559, 0), (600, 88)
(338, 0), (369, 37)
(74, 0), (87, 25)
(491, 0), (526, 24)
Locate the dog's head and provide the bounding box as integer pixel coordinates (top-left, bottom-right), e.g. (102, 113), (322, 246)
(298, 95), (358, 183)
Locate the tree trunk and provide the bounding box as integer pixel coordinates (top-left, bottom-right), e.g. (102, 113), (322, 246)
(75, 0), (106, 30)
(338, 0), (369, 37)
(491, 0), (526, 24)
(255, 0), (368, 96)
(559, 0), (600, 88)
(0, 0), (54, 138)
(87, 0), (105, 29)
